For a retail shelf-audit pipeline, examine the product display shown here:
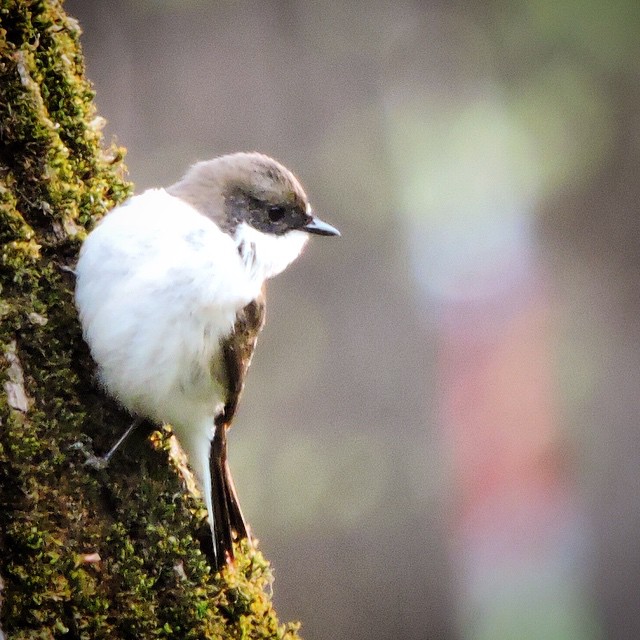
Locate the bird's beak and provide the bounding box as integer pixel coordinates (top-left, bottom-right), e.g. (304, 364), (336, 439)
(303, 215), (341, 237)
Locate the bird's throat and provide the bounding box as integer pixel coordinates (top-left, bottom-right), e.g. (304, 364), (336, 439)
(234, 222), (309, 282)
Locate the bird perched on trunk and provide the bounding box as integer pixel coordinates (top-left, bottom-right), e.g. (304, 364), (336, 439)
(74, 152), (339, 569)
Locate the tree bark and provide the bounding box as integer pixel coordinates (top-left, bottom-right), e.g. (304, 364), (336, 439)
(0, 2), (301, 638)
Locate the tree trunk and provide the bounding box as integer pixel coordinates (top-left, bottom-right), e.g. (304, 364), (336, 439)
(0, 2), (301, 638)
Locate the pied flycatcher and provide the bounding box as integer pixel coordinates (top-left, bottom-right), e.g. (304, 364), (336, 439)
(74, 152), (339, 569)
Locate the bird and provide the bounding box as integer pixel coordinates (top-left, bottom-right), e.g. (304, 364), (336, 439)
(74, 152), (339, 569)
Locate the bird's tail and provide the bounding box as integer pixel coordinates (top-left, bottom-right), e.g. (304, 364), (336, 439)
(176, 420), (250, 570)
(174, 422), (217, 557)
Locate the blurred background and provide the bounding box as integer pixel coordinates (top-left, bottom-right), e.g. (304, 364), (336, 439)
(65, 1), (640, 638)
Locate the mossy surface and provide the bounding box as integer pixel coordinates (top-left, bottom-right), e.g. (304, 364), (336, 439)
(0, 2), (302, 638)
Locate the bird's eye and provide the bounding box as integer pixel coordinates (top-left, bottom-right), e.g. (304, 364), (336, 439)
(268, 205), (286, 222)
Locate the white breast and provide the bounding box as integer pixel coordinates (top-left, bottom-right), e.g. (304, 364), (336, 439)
(75, 189), (263, 429)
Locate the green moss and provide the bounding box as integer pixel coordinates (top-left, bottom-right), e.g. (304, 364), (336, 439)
(0, 2), (302, 638)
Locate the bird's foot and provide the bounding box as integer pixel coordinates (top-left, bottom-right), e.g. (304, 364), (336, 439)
(67, 439), (110, 470)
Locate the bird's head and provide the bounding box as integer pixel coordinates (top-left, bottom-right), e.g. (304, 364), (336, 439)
(168, 152), (340, 238)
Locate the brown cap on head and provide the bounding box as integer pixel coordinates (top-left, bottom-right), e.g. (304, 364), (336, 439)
(167, 153), (304, 223)
(168, 152), (340, 237)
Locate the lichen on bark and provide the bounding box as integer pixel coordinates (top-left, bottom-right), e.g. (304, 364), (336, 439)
(0, 2), (301, 638)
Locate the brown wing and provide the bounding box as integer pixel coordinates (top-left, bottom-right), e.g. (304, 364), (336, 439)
(214, 293), (266, 428)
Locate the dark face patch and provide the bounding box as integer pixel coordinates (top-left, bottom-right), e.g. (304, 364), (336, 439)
(224, 186), (311, 236)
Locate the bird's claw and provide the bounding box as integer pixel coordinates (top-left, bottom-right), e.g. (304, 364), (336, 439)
(67, 440), (109, 470)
